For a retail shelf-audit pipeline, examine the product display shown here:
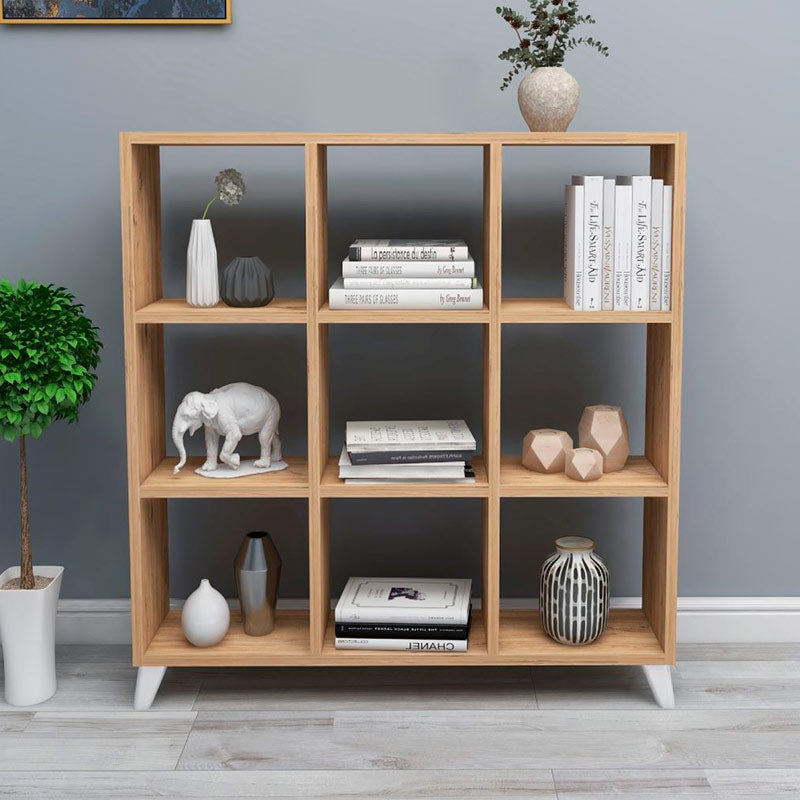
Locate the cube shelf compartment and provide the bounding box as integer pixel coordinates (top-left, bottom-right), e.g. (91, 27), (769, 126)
(122, 131), (685, 674)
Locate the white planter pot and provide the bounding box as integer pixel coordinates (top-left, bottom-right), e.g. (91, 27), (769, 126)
(517, 67), (580, 132)
(186, 219), (219, 307)
(0, 566), (64, 706)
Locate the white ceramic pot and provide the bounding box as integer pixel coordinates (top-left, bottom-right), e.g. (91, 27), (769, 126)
(0, 566), (64, 706)
(181, 578), (230, 647)
(517, 67), (580, 132)
(186, 219), (219, 307)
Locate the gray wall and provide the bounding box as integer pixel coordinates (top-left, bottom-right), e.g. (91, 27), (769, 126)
(0, 0), (797, 599)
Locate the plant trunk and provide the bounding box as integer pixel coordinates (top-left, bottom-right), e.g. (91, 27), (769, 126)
(19, 435), (34, 590)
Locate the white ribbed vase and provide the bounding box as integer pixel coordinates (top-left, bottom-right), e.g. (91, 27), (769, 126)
(539, 536), (609, 645)
(186, 219), (219, 307)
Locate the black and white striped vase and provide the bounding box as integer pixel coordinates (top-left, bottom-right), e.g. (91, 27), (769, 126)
(539, 536), (609, 645)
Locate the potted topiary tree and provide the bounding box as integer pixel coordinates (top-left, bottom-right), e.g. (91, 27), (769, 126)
(496, 0), (609, 131)
(0, 280), (101, 706)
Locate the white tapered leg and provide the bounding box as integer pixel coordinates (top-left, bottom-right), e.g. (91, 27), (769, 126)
(642, 665), (675, 708)
(133, 666), (167, 710)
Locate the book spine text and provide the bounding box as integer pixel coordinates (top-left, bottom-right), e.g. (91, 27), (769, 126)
(601, 178), (615, 311)
(335, 637), (468, 652)
(563, 184), (584, 310)
(649, 179), (664, 310)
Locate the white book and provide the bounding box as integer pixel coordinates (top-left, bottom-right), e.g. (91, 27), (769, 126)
(344, 477), (476, 485)
(649, 179), (664, 310)
(335, 577), (472, 624)
(601, 178), (615, 311)
(346, 420), (476, 451)
(335, 637), (467, 652)
(342, 257), (475, 279)
(338, 446), (466, 479)
(661, 185), (673, 311)
(563, 184), (584, 310)
(613, 184), (633, 310)
(349, 239), (469, 261)
(329, 277), (483, 310)
(572, 176), (603, 310)
(618, 176), (652, 311)
(342, 276), (477, 289)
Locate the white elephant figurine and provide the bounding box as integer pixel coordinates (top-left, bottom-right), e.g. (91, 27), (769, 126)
(171, 382), (282, 475)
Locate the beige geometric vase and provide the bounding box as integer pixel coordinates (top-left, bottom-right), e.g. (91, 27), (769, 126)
(521, 429), (573, 473)
(578, 405), (630, 473)
(565, 447), (604, 482)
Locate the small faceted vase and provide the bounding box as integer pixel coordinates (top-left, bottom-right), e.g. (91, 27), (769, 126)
(186, 219), (219, 307)
(221, 256), (275, 307)
(539, 537), (609, 645)
(518, 67), (580, 132)
(181, 578), (230, 647)
(234, 532), (282, 635)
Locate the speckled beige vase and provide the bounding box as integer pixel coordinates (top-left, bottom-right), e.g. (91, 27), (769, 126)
(517, 67), (580, 132)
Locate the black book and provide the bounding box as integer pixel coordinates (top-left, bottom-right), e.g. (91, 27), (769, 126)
(335, 609), (472, 640)
(348, 449), (475, 466)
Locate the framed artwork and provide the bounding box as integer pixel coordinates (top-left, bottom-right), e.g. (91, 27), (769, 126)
(1, 1), (231, 24)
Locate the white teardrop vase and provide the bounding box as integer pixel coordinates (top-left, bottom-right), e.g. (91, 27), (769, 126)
(186, 219), (219, 307)
(181, 578), (230, 647)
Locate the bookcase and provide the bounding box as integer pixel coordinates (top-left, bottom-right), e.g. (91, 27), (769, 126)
(121, 132), (685, 709)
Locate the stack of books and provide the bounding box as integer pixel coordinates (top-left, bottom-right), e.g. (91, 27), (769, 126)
(564, 176), (673, 312)
(335, 577), (473, 651)
(329, 239), (484, 310)
(339, 420), (476, 484)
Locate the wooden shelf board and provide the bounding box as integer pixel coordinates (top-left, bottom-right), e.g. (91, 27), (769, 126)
(143, 610), (310, 666)
(320, 456), (489, 498)
(501, 298), (672, 324)
(135, 298), (307, 324)
(125, 132), (682, 148)
(500, 456), (668, 498)
(140, 608), (666, 667)
(499, 608), (667, 665)
(318, 302), (490, 324)
(140, 456), (309, 498)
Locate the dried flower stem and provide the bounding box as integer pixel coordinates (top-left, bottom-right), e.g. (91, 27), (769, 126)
(202, 195), (217, 220)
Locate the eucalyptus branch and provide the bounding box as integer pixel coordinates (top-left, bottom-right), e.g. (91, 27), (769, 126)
(495, 1), (609, 89)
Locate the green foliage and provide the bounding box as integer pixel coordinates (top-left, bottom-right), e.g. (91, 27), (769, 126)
(0, 280), (101, 443)
(496, 0), (610, 90)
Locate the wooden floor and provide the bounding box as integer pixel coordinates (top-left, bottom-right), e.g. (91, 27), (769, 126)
(0, 645), (798, 798)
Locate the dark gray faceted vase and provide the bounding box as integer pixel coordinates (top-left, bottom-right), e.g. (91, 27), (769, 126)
(234, 532), (282, 636)
(221, 256), (275, 307)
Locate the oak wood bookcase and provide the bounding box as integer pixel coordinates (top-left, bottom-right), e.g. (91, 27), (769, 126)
(121, 132), (686, 709)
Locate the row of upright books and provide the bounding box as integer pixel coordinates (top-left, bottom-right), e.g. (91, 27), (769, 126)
(329, 239), (484, 310)
(339, 420), (477, 484)
(564, 176), (673, 312)
(334, 577), (473, 651)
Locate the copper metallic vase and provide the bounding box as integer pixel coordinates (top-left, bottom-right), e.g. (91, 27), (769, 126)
(234, 532), (281, 636)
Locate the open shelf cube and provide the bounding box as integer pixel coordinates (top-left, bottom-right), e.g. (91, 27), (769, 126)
(122, 131), (684, 669)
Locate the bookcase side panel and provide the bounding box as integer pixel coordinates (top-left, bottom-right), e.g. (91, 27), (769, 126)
(481, 144), (502, 653)
(121, 139), (169, 661)
(643, 138), (686, 660)
(306, 143), (331, 652)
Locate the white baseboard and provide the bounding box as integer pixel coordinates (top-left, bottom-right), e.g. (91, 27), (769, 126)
(54, 597), (800, 646)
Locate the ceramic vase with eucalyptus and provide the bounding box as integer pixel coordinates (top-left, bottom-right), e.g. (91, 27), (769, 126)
(186, 219), (219, 307)
(518, 67), (580, 132)
(539, 536), (609, 645)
